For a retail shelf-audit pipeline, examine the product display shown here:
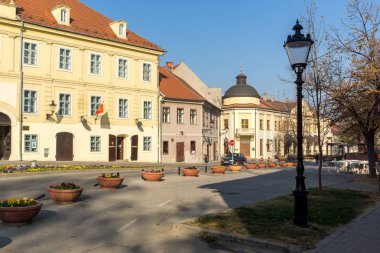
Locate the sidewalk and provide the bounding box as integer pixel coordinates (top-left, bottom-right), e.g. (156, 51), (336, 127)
(305, 180), (380, 253)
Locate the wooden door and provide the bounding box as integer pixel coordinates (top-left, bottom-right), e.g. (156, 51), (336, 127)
(109, 135), (116, 162)
(131, 135), (138, 161)
(176, 142), (184, 162)
(240, 136), (251, 157)
(56, 132), (73, 161)
(117, 137), (124, 160)
(213, 141), (217, 161)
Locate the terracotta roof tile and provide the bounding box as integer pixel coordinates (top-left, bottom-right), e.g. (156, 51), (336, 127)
(13, 0), (164, 52)
(222, 99), (295, 112)
(159, 67), (204, 102)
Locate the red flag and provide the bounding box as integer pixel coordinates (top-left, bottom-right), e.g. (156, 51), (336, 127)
(95, 102), (104, 115)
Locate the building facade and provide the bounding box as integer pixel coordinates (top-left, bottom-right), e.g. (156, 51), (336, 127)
(221, 72), (332, 160)
(0, 0), (164, 161)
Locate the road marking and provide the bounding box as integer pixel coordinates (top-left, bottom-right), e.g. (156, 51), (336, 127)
(158, 199), (172, 207)
(117, 218), (138, 232)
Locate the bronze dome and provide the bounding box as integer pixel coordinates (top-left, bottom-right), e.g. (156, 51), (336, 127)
(223, 73), (260, 99)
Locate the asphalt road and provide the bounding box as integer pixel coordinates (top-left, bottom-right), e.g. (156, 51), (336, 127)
(0, 165), (355, 253)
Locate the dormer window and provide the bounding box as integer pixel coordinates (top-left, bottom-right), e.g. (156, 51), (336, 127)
(109, 20), (128, 39)
(61, 9), (67, 23)
(51, 5), (71, 26)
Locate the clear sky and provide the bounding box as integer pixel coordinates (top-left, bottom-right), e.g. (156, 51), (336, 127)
(81, 0), (352, 101)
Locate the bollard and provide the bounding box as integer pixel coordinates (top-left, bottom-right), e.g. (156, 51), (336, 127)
(178, 167), (181, 175)
(205, 166), (207, 173)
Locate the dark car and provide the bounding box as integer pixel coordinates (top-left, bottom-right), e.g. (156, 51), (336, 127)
(221, 153), (247, 165)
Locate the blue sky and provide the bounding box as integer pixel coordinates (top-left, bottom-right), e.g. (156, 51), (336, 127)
(82, 0), (351, 101)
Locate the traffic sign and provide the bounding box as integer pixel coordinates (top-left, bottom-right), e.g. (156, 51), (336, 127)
(229, 140), (235, 146)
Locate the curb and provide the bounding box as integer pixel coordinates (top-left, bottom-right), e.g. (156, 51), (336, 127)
(174, 223), (301, 253)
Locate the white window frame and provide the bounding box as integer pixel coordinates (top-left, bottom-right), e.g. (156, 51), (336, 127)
(119, 23), (124, 35)
(58, 46), (72, 71)
(117, 57), (128, 79)
(163, 107), (170, 123)
(118, 98), (129, 119)
(23, 40), (38, 67)
(90, 136), (101, 152)
(190, 109), (197, 125)
(142, 62), (152, 82)
(89, 52), (102, 75)
(89, 95), (102, 116)
(57, 93), (72, 116)
(61, 9), (68, 23)
(24, 134), (38, 152)
(177, 108), (184, 124)
(143, 100), (152, 120)
(143, 136), (152, 151)
(23, 89), (38, 114)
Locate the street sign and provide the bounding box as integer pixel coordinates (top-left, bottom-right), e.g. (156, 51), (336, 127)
(229, 140), (235, 146)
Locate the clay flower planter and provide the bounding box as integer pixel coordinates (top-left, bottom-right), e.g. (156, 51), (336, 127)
(268, 162), (277, 168)
(257, 163), (268, 168)
(141, 169), (164, 181)
(96, 172), (124, 188)
(246, 163), (257, 170)
(211, 166), (226, 174)
(287, 162), (297, 167)
(279, 162), (288, 167)
(182, 167), (200, 177)
(0, 198), (42, 224)
(229, 165), (243, 172)
(47, 183), (83, 203)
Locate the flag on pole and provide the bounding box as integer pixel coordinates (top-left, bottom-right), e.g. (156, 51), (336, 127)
(95, 102), (104, 120)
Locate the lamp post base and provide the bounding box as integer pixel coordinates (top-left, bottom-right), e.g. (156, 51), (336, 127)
(293, 188), (309, 227)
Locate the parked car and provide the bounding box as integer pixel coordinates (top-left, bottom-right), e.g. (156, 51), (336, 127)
(221, 153), (247, 165)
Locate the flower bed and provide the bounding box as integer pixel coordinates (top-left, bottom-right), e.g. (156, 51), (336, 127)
(96, 173), (124, 188)
(47, 183), (83, 203)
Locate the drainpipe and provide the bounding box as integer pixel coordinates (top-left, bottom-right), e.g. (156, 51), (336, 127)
(18, 19), (24, 161)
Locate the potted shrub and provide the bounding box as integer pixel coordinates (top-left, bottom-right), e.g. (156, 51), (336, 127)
(182, 166), (200, 177)
(47, 182), (83, 203)
(0, 197), (42, 223)
(141, 169), (164, 181)
(96, 172), (124, 188)
(229, 162), (243, 172)
(245, 163), (257, 170)
(211, 165), (227, 174)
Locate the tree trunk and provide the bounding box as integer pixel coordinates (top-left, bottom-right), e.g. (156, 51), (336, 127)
(364, 130), (377, 177)
(318, 147), (323, 191)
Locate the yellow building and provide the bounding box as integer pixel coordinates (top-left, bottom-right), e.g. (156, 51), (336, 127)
(221, 72), (332, 160)
(0, 0), (164, 161)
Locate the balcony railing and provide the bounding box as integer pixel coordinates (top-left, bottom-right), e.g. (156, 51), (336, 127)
(236, 128), (255, 135)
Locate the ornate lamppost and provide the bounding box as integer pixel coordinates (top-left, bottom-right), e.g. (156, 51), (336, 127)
(284, 19), (314, 226)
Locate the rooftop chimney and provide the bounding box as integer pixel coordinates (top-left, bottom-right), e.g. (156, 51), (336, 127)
(270, 95), (275, 101)
(166, 61), (174, 72)
(262, 92), (268, 101)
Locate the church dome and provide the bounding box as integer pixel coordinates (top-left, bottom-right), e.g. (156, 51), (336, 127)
(223, 72), (260, 99)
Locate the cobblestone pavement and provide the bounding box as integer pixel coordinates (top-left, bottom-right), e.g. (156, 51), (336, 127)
(305, 181), (380, 253)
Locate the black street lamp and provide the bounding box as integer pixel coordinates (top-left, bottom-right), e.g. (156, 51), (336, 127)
(284, 19), (314, 227)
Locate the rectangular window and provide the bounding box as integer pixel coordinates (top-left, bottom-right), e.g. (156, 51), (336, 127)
(118, 58), (128, 78)
(24, 42), (37, 66)
(119, 24), (124, 35)
(59, 48), (71, 70)
(190, 109), (197, 125)
(241, 119), (248, 128)
(279, 121), (282, 131)
(90, 136), (101, 152)
(190, 141), (196, 154)
(259, 119), (263, 130)
(143, 62), (152, 81)
(163, 107), (170, 123)
(61, 9), (67, 22)
(260, 139), (263, 157)
(143, 136), (152, 151)
(275, 121), (278, 131)
(24, 134), (37, 152)
(90, 53), (101, 75)
(267, 139), (271, 152)
(224, 119), (229, 130)
(23, 90), (37, 113)
(143, 101), (152, 119)
(274, 139), (278, 152)
(177, 108), (184, 124)
(267, 120), (271, 130)
(58, 93), (71, 116)
(163, 141), (169, 155)
(90, 96), (102, 116)
(118, 98), (128, 118)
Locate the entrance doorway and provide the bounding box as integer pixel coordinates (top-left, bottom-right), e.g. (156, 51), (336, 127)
(109, 135), (116, 162)
(0, 113), (11, 160)
(131, 135), (138, 161)
(176, 142), (184, 162)
(240, 136), (251, 157)
(56, 132), (73, 161)
(117, 137), (124, 160)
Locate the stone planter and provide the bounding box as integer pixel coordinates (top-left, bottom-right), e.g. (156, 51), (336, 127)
(0, 201), (43, 224)
(257, 163), (268, 168)
(211, 166), (226, 174)
(96, 177), (124, 188)
(141, 172), (164, 181)
(182, 168), (200, 177)
(229, 165), (243, 172)
(245, 163), (257, 170)
(47, 186), (83, 203)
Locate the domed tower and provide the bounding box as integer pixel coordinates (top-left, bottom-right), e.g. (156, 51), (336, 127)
(223, 72), (261, 106)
